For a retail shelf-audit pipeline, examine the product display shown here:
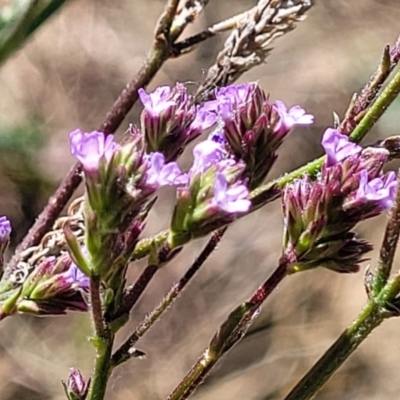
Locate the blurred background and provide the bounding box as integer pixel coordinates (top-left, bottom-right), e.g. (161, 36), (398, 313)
(1, 0), (400, 399)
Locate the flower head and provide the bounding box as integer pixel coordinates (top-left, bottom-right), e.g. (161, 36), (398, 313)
(139, 83), (216, 161)
(282, 129), (397, 274)
(321, 128), (362, 166)
(15, 255), (89, 316)
(204, 83), (313, 188)
(169, 140), (250, 247)
(69, 129), (117, 176)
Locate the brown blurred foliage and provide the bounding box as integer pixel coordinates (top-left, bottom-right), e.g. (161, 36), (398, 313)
(1, 1), (400, 399)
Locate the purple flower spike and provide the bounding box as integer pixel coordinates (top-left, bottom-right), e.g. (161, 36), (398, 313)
(355, 170), (397, 210)
(0, 216), (11, 243)
(273, 100), (314, 136)
(214, 173), (251, 213)
(69, 129), (117, 174)
(147, 152), (187, 187)
(321, 128), (362, 166)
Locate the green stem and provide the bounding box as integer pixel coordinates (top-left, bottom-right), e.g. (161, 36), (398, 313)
(166, 261), (289, 400)
(284, 173), (400, 400)
(112, 229), (227, 367)
(166, 349), (217, 400)
(284, 300), (382, 400)
(87, 275), (114, 400)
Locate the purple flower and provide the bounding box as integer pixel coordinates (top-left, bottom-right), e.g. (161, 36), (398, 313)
(0, 216), (11, 243)
(187, 105), (217, 135)
(192, 140), (227, 173)
(214, 173), (251, 213)
(69, 129), (117, 174)
(146, 152), (187, 187)
(169, 139), (250, 246)
(201, 83), (313, 188)
(272, 100), (314, 136)
(353, 170), (397, 210)
(63, 368), (90, 400)
(321, 128), (362, 166)
(138, 86), (176, 115)
(139, 83), (215, 160)
(63, 263), (90, 290)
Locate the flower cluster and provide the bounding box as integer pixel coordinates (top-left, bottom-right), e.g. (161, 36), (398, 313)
(139, 84), (216, 161)
(169, 140), (251, 247)
(69, 128), (185, 281)
(282, 128), (397, 273)
(205, 83), (313, 188)
(0, 254), (89, 319)
(67, 82), (315, 280)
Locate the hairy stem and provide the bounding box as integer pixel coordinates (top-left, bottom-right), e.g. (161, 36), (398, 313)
(87, 275), (114, 400)
(166, 260), (289, 400)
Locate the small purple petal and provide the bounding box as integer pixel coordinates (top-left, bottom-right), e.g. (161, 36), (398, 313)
(147, 152), (187, 186)
(356, 170), (397, 210)
(69, 129), (117, 174)
(63, 263), (89, 290)
(192, 140), (226, 173)
(190, 105), (217, 131)
(138, 86), (176, 115)
(321, 128), (362, 166)
(213, 173), (251, 213)
(273, 101), (314, 136)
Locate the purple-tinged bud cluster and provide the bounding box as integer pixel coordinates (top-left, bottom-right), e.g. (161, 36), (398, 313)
(62, 368), (90, 400)
(0, 255), (89, 317)
(139, 83), (216, 161)
(205, 83), (313, 188)
(169, 140), (250, 247)
(68, 128), (185, 281)
(282, 128), (397, 274)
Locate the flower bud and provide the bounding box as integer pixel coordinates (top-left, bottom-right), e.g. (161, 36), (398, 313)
(62, 368), (90, 400)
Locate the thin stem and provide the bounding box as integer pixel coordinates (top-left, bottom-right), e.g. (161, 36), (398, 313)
(87, 275), (114, 400)
(166, 260), (289, 400)
(112, 228), (227, 367)
(0, 0), (69, 65)
(90, 275), (107, 338)
(372, 169), (400, 294)
(109, 264), (159, 322)
(284, 299), (384, 400)
(283, 172), (400, 400)
(339, 34), (400, 135)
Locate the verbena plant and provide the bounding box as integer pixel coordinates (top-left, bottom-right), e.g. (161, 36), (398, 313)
(1, 1), (400, 400)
